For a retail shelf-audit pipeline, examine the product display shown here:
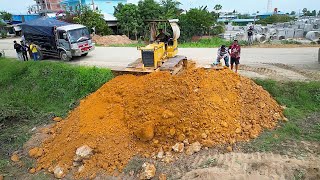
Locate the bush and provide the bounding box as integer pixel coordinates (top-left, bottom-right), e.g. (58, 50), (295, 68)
(0, 30), (7, 38)
(281, 40), (302, 45)
(210, 25), (225, 36)
(257, 15), (295, 25)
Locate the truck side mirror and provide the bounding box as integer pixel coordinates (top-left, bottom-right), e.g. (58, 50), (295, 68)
(63, 33), (67, 40)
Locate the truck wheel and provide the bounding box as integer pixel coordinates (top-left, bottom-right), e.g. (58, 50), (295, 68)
(60, 51), (70, 61)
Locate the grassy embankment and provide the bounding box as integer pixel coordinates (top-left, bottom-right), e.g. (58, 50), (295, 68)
(248, 80), (320, 151)
(0, 58), (113, 176)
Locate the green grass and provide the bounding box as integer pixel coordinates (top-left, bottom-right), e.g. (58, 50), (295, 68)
(247, 80), (320, 151)
(180, 37), (250, 48)
(100, 37), (250, 48)
(179, 37), (230, 48)
(0, 58), (113, 175)
(281, 40), (302, 45)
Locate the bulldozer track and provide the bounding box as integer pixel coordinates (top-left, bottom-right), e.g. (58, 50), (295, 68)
(239, 65), (277, 75)
(264, 63), (320, 81)
(180, 152), (320, 180)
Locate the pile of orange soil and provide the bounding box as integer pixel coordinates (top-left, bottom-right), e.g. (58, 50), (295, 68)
(29, 68), (284, 178)
(92, 35), (133, 46)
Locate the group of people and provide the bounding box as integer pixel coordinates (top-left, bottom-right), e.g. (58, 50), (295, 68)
(13, 40), (38, 61)
(215, 40), (241, 73)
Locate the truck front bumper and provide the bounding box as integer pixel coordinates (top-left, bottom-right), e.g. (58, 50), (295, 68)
(72, 45), (95, 56)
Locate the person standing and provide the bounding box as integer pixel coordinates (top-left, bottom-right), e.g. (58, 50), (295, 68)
(247, 26), (254, 45)
(13, 41), (23, 60)
(229, 40), (241, 73)
(20, 41), (29, 61)
(215, 45), (229, 67)
(29, 43), (38, 61)
(156, 29), (168, 42)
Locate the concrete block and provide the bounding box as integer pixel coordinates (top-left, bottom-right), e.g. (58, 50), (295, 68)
(304, 24), (313, 32)
(294, 29), (304, 38)
(285, 28), (295, 38)
(276, 29), (286, 36)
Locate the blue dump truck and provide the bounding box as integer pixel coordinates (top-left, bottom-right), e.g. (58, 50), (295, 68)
(21, 18), (94, 61)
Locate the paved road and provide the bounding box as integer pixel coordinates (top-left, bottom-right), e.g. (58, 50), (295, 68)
(1, 37), (319, 72)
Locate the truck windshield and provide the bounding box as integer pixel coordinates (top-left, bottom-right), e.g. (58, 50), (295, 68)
(68, 28), (90, 43)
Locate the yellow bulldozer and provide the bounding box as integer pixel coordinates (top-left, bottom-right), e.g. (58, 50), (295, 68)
(121, 19), (188, 75)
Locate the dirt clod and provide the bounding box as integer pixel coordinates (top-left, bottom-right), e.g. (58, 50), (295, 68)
(54, 166), (65, 179)
(172, 143), (184, 153)
(226, 146), (233, 152)
(134, 121), (155, 142)
(53, 117), (63, 122)
(159, 173), (167, 180)
(29, 168), (36, 174)
(74, 145), (93, 161)
(186, 142), (202, 155)
(10, 154), (20, 162)
(28, 147), (44, 158)
(139, 163), (156, 180)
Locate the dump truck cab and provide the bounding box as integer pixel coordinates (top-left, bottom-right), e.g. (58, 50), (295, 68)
(56, 24), (94, 60)
(21, 18), (94, 61)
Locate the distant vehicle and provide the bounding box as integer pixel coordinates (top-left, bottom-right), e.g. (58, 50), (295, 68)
(20, 18), (94, 61)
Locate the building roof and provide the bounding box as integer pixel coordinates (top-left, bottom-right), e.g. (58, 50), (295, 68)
(257, 12), (286, 16)
(103, 13), (117, 21)
(218, 19), (255, 23)
(56, 24), (86, 31)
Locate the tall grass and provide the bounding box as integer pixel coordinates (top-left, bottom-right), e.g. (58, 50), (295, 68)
(247, 80), (320, 151)
(0, 58), (113, 174)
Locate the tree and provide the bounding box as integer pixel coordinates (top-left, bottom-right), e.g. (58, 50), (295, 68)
(179, 7), (214, 41)
(115, 3), (142, 40)
(311, 10), (317, 16)
(71, 6), (112, 35)
(214, 4), (222, 11)
(256, 15), (295, 25)
(290, 11), (296, 15)
(318, 10), (320, 16)
(302, 8), (308, 16)
(160, 0), (181, 19)
(113, 3), (124, 16)
(138, 0), (162, 37)
(238, 13), (251, 19)
(138, 0), (162, 21)
(0, 11), (12, 21)
(212, 4), (222, 19)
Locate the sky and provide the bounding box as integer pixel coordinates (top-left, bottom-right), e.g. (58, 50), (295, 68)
(0, 0), (319, 14)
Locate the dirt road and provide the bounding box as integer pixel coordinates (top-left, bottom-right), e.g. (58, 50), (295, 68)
(1, 38), (319, 80)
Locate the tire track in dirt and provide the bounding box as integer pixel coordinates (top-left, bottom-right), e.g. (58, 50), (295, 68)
(181, 152), (320, 180)
(264, 63), (320, 81)
(239, 64), (315, 81)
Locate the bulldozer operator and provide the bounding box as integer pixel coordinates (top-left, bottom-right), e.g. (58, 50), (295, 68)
(156, 29), (169, 42)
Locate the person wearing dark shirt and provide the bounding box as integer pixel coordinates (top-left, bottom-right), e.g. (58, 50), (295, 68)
(20, 41), (29, 61)
(13, 40), (23, 60)
(247, 26), (254, 45)
(156, 29), (168, 42)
